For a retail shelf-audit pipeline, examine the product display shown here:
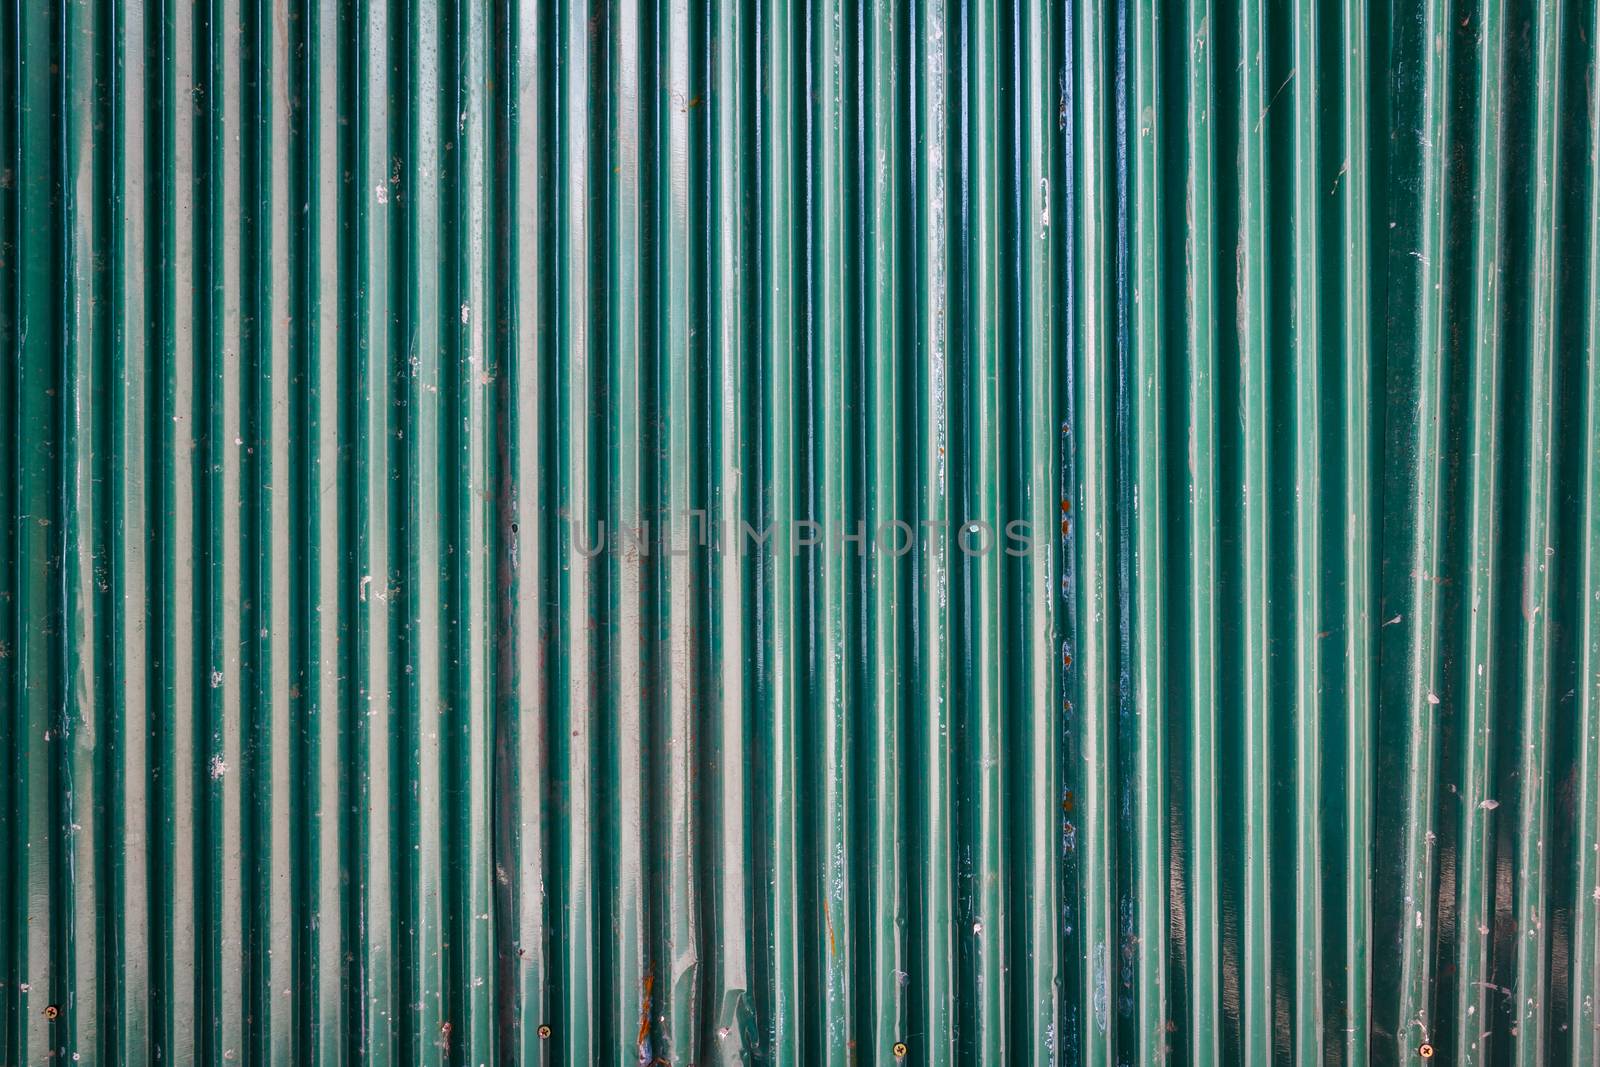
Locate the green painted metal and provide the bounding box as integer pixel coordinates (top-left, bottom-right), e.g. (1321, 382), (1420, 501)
(2, 0), (1599, 1062)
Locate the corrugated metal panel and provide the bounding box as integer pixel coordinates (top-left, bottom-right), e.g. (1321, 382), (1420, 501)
(2, 0), (1598, 1061)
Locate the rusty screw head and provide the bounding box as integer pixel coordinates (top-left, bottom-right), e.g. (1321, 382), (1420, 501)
(537, 1024), (552, 1040)
(893, 1041), (909, 1059)
(43, 1005), (58, 1021)
(1418, 1043), (1435, 1059)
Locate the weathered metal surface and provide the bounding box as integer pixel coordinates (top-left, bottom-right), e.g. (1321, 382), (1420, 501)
(2, 0), (1598, 1062)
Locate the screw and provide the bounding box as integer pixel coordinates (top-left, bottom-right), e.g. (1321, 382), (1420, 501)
(893, 1042), (908, 1059)
(1419, 1044), (1435, 1059)
(537, 1024), (552, 1040)
(43, 1005), (59, 1020)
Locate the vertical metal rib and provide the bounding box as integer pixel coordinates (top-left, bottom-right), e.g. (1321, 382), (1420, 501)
(505, 0), (548, 1058)
(260, 0), (294, 1052)
(1509, 0), (1562, 1059)
(456, 0), (495, 1054)
(353, 0), (396, 1053)
(165, 0), (200, 1052)
(1571, 2), (1600, 1053)
(63, 0), (105, 1056)
(659, 0), (700, 1056)
(1453, 0), (1506, 1055)
(1289, 0), (1323, 1053)
(1234, 0), (1273, 1054)
(915, 0), (956, 1058)
(967, 0), (1006, 1056)
(1071, 0), (1115, 1056)
(1392, 0), (1451, 1052)
(0, 0), (16, 1051)
(403, 0), (445, 1048)
(709, 0), (753, 1059)
(1128, 0), (1166, 1054)
(866, 1), (907, 1061)
(306, 0), (346, 1054)
(814, 0), (854, 1055)
(1018, 0), (1062, 1059)
(761, 1), (802, 1059)
(606, 0), (649, 1056)
(214, 0), (247, 1045)
(1338, 0), (1374, 1056)
(555, 0), (596, 1056)
(1180, 0), (1221, 1054)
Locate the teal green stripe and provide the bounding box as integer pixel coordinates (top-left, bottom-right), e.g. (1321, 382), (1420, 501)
(1453, 0), (1507, 1057)
(915, 0), (955, 1059)
(1510, 0), (1563, 1060)
(660, 0), (700, 1058)
(1128, 0), (1166, 1055)
(1339, 0), (1374, 1056)
(606, 0), (648, 1058)
(1571, 3), (1600, 1055)
(15, 0), (58, 1059)
(507, 0), (548, 1060)
(968, 0), (1005, 1058)
(1392, 0), (1451, 1054)
(162, 0), (200, 1053)
(555, 0), (597, 1055)
(63, 0), (105, 1055)
(458, 0), (494, 1059)
(353, 0), (397, 1055)
(762, 1), (802, 1061)
(263, 0), (295, 1055)
(215, 0), (248, 1052)
(405, 0), (445, 1053)
(1182, 0), (1221, 1055)
(306, 0), (345, 1055)
(1073, 0), (1115, 1058)
(814, 0), (853, 1058)
(1018, 0), (1061, 1060)
(1236, 0), (1273, 1056)
(866, 1), (906, 1062)
(1290, 0), (1324, 1055)
(709, 0), (753, 1060)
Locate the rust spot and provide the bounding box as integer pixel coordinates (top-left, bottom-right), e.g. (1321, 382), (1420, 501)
(637, 972), (654, 1048)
